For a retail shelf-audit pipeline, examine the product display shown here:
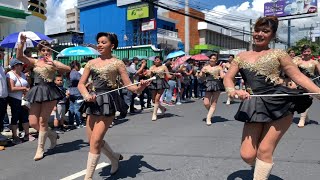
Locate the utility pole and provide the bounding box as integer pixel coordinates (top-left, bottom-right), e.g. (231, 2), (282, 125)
(185, 0), (190, 55)
(249, 19), (253, 50)
(287, 19), (291, 48)
(243, 27), (245, 49)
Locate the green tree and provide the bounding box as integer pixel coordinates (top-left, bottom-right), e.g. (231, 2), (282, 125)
(290, 38), (320, 56)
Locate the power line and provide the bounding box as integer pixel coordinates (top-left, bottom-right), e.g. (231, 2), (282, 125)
(152, 0), (252, 34)
(164, 0), (252, 22)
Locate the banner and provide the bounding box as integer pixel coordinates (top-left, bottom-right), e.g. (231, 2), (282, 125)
(264, 0), (317, 17)
(141, 20), (156, 31)
(127, 3), (149, 20)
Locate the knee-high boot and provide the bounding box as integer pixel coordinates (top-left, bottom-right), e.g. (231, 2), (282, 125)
(298, 108), (309, 128)
(48, 130), (59, 149)
(226, 96), (232, 105)
(101, 141), (123, 175)
(152, 104), (159, 121)
(34, 131), (48, 161)
(84, 152), (100, 180)
(158, 104), (167, 115)
(206, 106), (215, 126)
(253, 158), (273, 180)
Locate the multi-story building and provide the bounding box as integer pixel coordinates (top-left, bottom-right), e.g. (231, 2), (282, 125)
(77, 0), (182, 56)
(0, 1), (30, 40)
(166, 8), (204, 52)
(167, 8), (250, 54)
(66, 8), (80, 32)
(26, 0), (47, 33)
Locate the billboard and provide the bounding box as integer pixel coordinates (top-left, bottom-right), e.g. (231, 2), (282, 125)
(264, 0), (318, 18)
(127, 3), (149, 20)
(117, 0), (141, 7)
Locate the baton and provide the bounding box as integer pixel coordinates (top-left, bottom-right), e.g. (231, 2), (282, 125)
(76, 76), (156, 103)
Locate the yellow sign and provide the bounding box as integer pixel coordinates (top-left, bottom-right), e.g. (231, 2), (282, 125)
(127, 3), (149, 20)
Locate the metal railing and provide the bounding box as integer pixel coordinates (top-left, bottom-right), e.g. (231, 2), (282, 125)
(157, 28), (178, 38)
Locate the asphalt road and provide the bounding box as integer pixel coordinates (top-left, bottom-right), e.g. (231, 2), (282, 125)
(1, 93), (320, 180)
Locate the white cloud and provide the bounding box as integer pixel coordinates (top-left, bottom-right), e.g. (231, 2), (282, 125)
(237, 1), (250, 11)
(45, 0), (77, 35)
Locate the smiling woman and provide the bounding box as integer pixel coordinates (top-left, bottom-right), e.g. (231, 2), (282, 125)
(223, 16), (320, 180)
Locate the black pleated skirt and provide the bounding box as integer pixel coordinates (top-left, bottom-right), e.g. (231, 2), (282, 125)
(79, 90), (129, 117)
(235, 86), (312, 123)
(205, 79), (225, 92)
(149, 78), (169, 90)
(26, 82), (64, 103)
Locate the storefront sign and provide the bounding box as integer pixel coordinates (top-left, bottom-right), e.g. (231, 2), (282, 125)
(127, 3), (149, 20)
(141, 19), (156, 31)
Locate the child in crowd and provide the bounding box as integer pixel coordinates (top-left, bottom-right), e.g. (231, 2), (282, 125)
(52, 75), (69, 133)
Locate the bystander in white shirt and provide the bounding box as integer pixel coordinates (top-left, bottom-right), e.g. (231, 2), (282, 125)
(0, 66), (8, 98)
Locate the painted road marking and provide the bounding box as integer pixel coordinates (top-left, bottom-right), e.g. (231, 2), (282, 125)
(60, 162), (110, 180)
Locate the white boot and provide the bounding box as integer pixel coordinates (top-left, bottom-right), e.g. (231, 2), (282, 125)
(152, 104), (159, 121)
(206, 106), (215, 126)
(101, 141), (123, 175)
(226, 97), (231, 105)
(298, 109), (309, 128)
(48, 130), (59, 149)
(253, 158), (273, 180)
(84, 152), (100, 180)
(158, 104), (167, 116)
(34, 131), (48, 161)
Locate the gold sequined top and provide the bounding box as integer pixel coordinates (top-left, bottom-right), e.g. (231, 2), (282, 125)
(85, 60), (124, 90)
(234, 49), (288, 85)
(33, 60), (56, 83)
(205, 66), (221, 79)
(151, 66), (166, 78)
(293, 57), (319, 76)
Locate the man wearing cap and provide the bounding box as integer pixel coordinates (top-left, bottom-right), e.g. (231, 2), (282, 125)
(0, 47), (8, 150)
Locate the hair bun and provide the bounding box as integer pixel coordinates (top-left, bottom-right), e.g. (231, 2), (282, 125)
(266, 16), (279, 26)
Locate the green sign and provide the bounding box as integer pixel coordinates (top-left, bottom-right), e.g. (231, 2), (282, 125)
(127, 3), (149, 20)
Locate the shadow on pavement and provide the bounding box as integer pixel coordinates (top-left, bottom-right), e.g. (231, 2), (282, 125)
(227, 169), (283, 180)
(202, 116), (230, 123)
(292, 117), (319, 126)
(113, 119), (129, 126)
(223, 101), (241, 105)
(161, 113), (182, 118)
(100, 155), (170, 179)
(46, 139), (89, 156)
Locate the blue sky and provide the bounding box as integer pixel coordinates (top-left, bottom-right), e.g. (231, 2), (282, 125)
(200, 0), (246, 8)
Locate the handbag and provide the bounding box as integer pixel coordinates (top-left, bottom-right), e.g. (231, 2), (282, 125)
(12, 71), (31, 109)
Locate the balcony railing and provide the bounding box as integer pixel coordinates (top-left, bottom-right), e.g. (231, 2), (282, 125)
(157, 28), (178, 38)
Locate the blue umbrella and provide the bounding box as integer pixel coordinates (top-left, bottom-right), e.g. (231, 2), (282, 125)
(57, 46), (100, 57)
(166, 50), (185, 59)
(0, 31), (52, 48)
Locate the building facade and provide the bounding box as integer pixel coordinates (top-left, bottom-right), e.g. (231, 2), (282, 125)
(0, 1), (30, 40)
(66, 8), (80, 32)
(167, 8), (205, 51)
(197, 22), (250, 52)
(78, 0), (181, 53)
(26, 0), (47, 33)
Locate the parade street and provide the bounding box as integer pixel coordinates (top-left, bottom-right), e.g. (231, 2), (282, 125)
(1, 93), (320, 180)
